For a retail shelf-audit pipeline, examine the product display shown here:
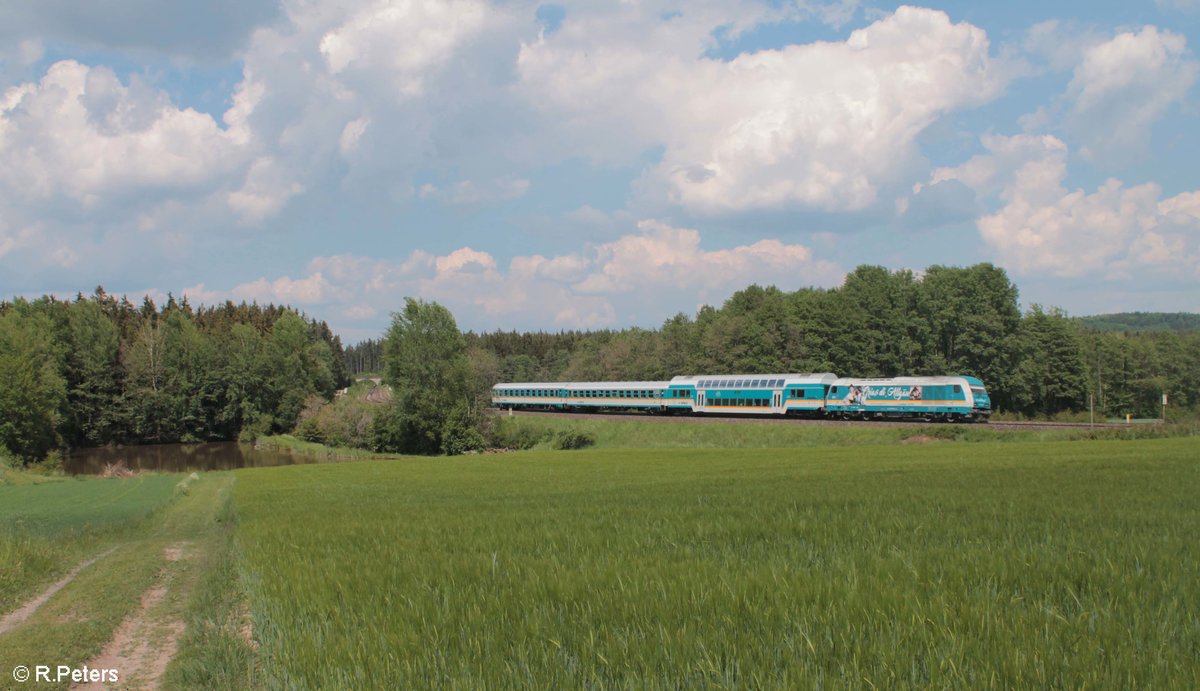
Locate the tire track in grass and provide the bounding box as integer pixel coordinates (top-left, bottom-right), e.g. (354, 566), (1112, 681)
(0, 547), (117, 635)
(74, 542), (192, 691)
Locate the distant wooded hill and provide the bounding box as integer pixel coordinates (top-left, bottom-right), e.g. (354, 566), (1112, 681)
(1077, 313), (1200, 332)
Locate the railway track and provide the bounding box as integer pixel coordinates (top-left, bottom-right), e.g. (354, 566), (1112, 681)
(490, 409), (1150, 431)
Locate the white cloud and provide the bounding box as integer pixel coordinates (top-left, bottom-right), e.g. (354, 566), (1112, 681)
(520, 5), (1007, 213)
(1065, 26), (1197, 162)
(0, 61), (243, 207)
(227, 157), (306, 224)
(932, 133), (1068, 196)
(212, 220), (843, 330)
(0, 0), (280, 60)
(232, 272), (342, 305)
(338, 117), (370, 155)
(318, 0), (490, 96)
(946, 134), (1200, 278)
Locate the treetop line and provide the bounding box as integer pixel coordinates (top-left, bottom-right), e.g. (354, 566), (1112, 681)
(3, 264), (1197, 462)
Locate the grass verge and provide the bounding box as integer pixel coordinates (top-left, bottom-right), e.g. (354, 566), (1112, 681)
(253, 434), (402, 461)
(489, 412), (1199, 449)
(0, 473), (246, 690)
(163, 477), (259, 689)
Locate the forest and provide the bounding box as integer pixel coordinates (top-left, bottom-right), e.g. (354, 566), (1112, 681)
(351, 264), (1198, 425)
(4, 264), (1197, 462)
(0, 289), (349, 462)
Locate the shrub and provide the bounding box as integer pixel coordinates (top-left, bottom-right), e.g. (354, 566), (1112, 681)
(487, 421), (553, 450)
(0, 448), (19, 469)
(294, 416), (325, 444)
(554, 429), (596, 450)
(29, 450), (64, 475)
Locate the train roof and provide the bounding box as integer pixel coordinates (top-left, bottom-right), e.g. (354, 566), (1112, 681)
(670, 373), (837, 385)
(830, 376), (976, 386)
(493, 381), (671, 390)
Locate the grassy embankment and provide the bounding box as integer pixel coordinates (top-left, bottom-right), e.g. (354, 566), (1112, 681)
(0, 471), (255, 689)
(252, 433), (400, 461)
(234, 437), (1199, 688)
(489, 411), (1198, 449)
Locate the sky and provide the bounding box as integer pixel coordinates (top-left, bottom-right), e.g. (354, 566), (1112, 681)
(1, 0), (1198, 342)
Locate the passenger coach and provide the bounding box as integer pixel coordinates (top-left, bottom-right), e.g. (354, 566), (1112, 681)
(492, 372), (992, 422)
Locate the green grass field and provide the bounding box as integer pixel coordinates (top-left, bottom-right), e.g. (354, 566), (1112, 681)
(0, 472), (253, 690)
(0, 474), (182, 615)
(234, 438), (1200, 689)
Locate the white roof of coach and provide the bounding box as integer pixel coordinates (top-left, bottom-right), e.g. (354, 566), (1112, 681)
(830, 376), (968, 386)
(493, 381), (671, 390)
(670, 373), (837, 385)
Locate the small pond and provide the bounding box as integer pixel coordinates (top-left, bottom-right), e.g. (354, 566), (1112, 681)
(65, 441), (311, 475)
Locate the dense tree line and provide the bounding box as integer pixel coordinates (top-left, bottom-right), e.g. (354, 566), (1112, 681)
(465, 264), (1199, 420)
(1078, 312), (1200, 332)
(0, 289), (350, 462)
(343, 338), (384, 375)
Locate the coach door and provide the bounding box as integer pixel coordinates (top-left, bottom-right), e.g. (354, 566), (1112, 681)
(772, 390), (782, 412)
(697, 391), (706, 410)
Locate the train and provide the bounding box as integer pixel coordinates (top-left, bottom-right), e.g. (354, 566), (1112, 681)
(491, 373), (992, 422)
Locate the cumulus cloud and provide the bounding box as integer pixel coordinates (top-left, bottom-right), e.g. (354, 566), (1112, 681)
(318, 0), (490, 96)
(0, 0), (281, 60)
(520, 5), (1007, 213)
(1066, 26), (1197, 162)
(938, 134), (1200, 278)
(212, 220), (843, 331)
(0, 60), (265, 277)
(0, 1), (1012, 282)
(0, 61), (243, 208)
(1022, 23), (1198, 163)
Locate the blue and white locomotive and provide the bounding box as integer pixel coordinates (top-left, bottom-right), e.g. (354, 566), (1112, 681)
(491, 372), (992, 422)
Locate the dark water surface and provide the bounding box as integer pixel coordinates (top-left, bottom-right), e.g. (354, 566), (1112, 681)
(65, 442), (310, 475)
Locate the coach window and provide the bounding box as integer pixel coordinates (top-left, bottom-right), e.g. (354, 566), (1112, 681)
(953, 385), (962, 393)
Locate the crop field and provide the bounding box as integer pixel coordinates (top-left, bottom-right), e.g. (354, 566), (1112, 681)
(0, 474), (180, 537)
(234, 438), (1199, 689)
(0, 474), (181, 613)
